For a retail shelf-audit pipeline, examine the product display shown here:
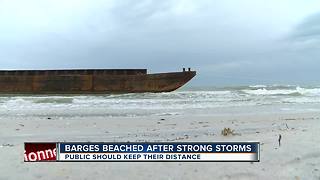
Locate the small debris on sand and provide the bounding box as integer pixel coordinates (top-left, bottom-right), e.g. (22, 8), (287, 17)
(278, 134), (282, 147)
(1, 143), (14, 147)
(221, 128), (235, 136)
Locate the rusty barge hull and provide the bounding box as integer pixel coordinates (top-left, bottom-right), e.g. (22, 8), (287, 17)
(0, 69), (196, 94)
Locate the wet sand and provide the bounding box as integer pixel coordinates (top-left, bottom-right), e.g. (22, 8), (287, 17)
(0, 112), (320, 180)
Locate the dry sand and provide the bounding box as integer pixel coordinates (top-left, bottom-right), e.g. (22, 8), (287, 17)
(0, 112), (320, 180)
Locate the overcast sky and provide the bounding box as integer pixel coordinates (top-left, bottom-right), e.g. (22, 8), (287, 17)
(0, 0), (320, 86)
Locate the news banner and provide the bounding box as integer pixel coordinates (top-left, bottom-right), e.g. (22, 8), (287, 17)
(24, 142), (260, 162)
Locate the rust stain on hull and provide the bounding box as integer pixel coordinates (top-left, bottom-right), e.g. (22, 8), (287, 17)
(0, 69), (196, 94)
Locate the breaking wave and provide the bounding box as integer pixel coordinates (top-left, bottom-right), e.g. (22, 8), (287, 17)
(0, 85), (320, 117)
(242, 86), (320, 96)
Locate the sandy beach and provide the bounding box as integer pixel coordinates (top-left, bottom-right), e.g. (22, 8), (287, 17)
(1, 111), (319, 180)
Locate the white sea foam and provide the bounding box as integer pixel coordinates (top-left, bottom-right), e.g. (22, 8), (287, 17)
(242, 88), (298, 95)
(296, 87), (320, 96)
(249, 85), (267, 88)
(0, 85), (320, 117)
(243, 87), (320, 96)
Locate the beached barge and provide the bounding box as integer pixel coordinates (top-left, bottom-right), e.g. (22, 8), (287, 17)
(0, 69), (196, 94)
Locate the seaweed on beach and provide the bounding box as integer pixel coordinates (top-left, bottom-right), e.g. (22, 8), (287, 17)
(221, 128), (235, 136)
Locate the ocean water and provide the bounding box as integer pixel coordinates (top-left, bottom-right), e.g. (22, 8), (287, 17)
(1, 85), (320, 117)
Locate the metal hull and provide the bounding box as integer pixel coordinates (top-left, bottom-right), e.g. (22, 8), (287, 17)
(0, 69), (196, 94)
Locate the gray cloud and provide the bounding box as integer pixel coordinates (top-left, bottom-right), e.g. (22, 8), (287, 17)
(289, 12), (320, 41)
(0, 0), (320, 86)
